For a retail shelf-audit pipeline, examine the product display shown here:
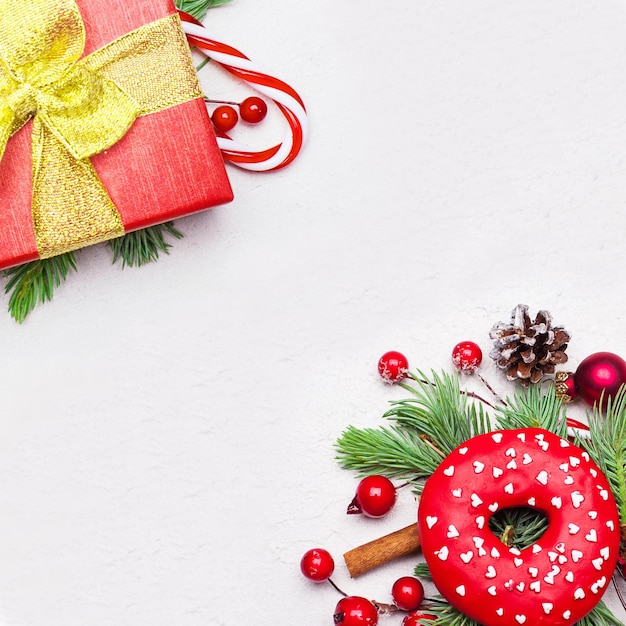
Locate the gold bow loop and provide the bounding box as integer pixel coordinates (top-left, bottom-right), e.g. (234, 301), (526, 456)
(0, 0), (203, 258)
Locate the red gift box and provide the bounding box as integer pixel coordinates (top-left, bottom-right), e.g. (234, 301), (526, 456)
(0, 0), (233, 269)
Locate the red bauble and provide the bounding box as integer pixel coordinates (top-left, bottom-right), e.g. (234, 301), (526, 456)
(391, 576), (424, 611)
(334, 596), (379, 626)
(378, 351), (409, 383)
(451, 341), (483, 373)
(347, 475), (396, 518)
(403, 611), (437, 625)
(300, 548), (335, 582)
(240, 96), (268, 123)
(574, 352), (626, 407)
(211, 105), (238, 132)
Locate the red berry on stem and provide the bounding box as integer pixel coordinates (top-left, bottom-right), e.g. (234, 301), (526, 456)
(334, 596), (378, 625)
(378, 351), (409, 383)
(347, 475), (396, 518)
(240, 96), (268, 123)
(391, 576), (424, 611)
(451, 341), (483, 373)
(403, 610), (437, 625)
(211, 105), (238, 132)
(300, 548), (335, 582)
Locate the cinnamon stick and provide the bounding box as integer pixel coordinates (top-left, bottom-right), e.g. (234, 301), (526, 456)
(343, 523), (421, 578)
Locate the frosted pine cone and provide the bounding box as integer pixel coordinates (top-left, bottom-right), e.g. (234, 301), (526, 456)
(489, 304), (570, 385)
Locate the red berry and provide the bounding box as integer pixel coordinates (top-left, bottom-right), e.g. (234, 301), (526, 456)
(403, 610), (437, 625)
(240, 96), (268, 123)
(391, 576), (424, 611)
(300, 548), (334, 582)
(211, 105), (238, 132)
(334, 596), (378, 625)
(378, 351), (409, 383)
(451, 341), (483, 373)
(347, 475), (396, 518)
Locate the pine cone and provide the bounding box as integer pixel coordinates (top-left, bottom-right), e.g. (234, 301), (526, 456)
(489, 304), (571, 385)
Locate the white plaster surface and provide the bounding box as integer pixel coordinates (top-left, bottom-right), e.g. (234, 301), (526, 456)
(1, 1), (626, 624)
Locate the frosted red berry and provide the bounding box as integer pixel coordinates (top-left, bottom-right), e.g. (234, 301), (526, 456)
(300, 548), (335, 582)
(347, 475), (396, 518)
(451, 341), (482, 373)
(240, 96), (268, 123)
(402, 610), (437, 625)
(334, 596), (378, 625)
(211, 105), (238, 132)
(391, 576), (424, 611)
(378, 351), (409, 383)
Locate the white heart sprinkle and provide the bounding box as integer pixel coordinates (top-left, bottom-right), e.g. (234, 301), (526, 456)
(542, 603), (553, 614)
(558, 555), (568, 565)
(582, 452), (590, 461)
(606, 520), (615, 531)
(485, 565), (496, 578)
(528, 567), (538, 577)
(564, 476), (574, 485)
(544, 573), (555, 585)
(488, 502), (498, 512)
(566, 572), (574, 582)
(560, 439), (570, 447)
(456, 584), (465, 596)
(571, 550), (583, 562)
(586, 529), (598, 542)
(443, 465), (455, 477)
(548, 551), (558, 563)
(571, 491), (585, 508)
(426, 516), (438, 529)
(476, 516), (485, 529)
(592, 557), (604, 570)
(506, 459), (517, 470)
(505, 447), (516, 457)
(599, 489), (609, 501)
(514, 558), (523, 568)
(491, 547), (500, 558)
(452, 488), (462, 498)
(516, 582), (525, 592)
(559, 463), (569, 472)
(563, 611), (571, 619)
(459, 447), (468, 455)
(529, 581), (541, 592)
(436, 546), (449, 561)
(569, 456), (580, 467)
(473, 536), (485, 548)
(496, 608), (504, 616)
(492, 467), (504, 478)
(536, 470), (549, 485)
(471, 493), (483, 507)
(556, 542), (566, 553)
(600, 547), (610, 560)
(589, 510), (598, 520)
(515, 614), (526, 624)
(504, 482), (514, 494)
(509, 547), (521, 556)
(591, 582), (600, 594)
(538, 441), (549, 451)
(487, 585), (497, 596)
(535, 433), (545, 441)
(473, 461), (485, 474)
(568, 523), (580, 535)
(447, 525), (460, 538)
(460, 551), (473, 563)
(590, 468), (598, 478)
(492, 433), (503, 443)
(517, 433), (526, 442)
(532, 544), (542, 554)
(597, 575), (607, 588)
(551, 496), (562, 509)
(528, 497), (536, 506)
(522, 453), (532, 465)
(574, 588), (585, 600)
(504, 579), (514, 590)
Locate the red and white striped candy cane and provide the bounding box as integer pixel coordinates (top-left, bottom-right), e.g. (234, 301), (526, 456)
(179, 11), (308, 172)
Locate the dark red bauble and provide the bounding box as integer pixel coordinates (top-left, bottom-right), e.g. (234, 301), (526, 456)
(300, 548), (335, 582)
(391, 576), (424, 611)
(402, 611), (437, 625)
(574, 352), (626, 407)
(334, 596), (379, 625)
(378, 351), (409, 383)
(451, 341), (483, 373)
(347, 475), (396, 518)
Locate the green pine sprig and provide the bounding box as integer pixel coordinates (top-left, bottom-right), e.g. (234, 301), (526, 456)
(107, 222), (183, 268)
(3, 252), (77, 323)
(175, 0), (232, 20)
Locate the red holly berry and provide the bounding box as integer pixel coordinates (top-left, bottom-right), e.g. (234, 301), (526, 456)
(211, 105), (238, 132)
(334, 596), (378, 625)
(347, 475), (396, 518)
(377, 351), (409, 383)
(391, 576), (424, 611)
(402, 610), (437, 625)
(451, 341), (483, 373)
(240, 96), (268, 123)
(300, 548), (335, 582)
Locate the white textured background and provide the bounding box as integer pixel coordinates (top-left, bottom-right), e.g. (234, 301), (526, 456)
(1, 1), (626, 624)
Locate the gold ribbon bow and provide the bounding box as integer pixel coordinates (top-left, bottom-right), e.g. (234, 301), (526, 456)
(0, 0), (203, 258)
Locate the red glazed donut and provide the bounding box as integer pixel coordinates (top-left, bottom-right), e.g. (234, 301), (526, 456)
(418, 428), (620, 626)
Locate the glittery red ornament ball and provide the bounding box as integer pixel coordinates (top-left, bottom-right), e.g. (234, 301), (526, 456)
(377, 351), (409, 383)
(451, 341), (483, 373)
(574, 352), (626, 408)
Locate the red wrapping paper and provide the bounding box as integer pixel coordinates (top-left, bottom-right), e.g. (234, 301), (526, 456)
(0, 0), (233, 269)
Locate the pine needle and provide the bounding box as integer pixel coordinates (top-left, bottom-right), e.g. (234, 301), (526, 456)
(3, 253), (77, 323)
(107, 222), (183, 268)
(175, 0), (232, 20)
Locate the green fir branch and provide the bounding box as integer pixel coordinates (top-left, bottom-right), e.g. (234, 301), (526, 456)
(494, 384), (567, 437)
(175, 0), (232, 20)
(3, 253), (77, 323)
(576, 601), (625, 626)
(335, 425), (443, 485)
(413, 562), (432, 580)
(384, 370), (492, 455)
(107, 222), (183, 268)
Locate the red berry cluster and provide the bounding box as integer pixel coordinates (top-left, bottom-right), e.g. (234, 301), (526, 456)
(209, 96), (268, 132)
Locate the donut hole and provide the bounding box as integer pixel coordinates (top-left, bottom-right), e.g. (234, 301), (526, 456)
(488, 506), (549, 550)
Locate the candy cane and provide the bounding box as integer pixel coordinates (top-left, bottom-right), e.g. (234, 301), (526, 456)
(179, 11), (308, 171)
